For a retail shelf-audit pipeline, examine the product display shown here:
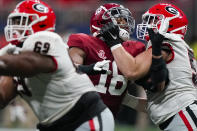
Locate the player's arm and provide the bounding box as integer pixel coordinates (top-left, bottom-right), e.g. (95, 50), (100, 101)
(0, 51), (56, 77)
(0, 76), (17, 109)
(147, 29), (168, 92)
(69, 47), (86, 65)
(69, 47), (111, 75)
(100, 22), (152, 80)
(111, 47), (152, 80)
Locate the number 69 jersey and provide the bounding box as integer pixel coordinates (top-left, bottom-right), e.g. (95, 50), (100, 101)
(18, 31), (96, 124)
(68, 33), (145, 116)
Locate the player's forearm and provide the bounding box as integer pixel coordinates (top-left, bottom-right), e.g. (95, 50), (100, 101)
(111, 46), (137, 79)
(111, 46), (152, 80)
(136, 98), (147, 113)
(0, 52), (55, 77)
(0, 77), (17, 109)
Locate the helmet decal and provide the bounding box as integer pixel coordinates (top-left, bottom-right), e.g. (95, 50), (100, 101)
(165, 6), (179, 15)
(33, 3), (49, 13)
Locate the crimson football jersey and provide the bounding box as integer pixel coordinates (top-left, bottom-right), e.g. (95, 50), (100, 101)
(68, 33), (145, 116)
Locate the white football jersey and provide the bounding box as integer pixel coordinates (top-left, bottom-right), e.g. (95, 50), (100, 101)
(146, 33), (197, 125)
(17, 31), (96, 124)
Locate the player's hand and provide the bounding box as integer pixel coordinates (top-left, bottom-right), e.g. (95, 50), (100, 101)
(147, 28), (164, 56)
(93, 60), (111, 75)
(100, 22), (122, 48)
(0, 44), (18, 56)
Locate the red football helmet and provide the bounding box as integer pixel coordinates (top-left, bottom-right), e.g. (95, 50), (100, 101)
(90, 3), (135, 37)
(137, 3), (188, 41)
(4, 0), (56, 45)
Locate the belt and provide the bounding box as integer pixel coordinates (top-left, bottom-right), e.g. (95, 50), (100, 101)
(159, 100), (197, 130)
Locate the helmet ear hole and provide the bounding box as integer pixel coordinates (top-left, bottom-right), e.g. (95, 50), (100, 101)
(100, 21), (106, 25)
(169, 25), (173, 28)
(39, 25), (46, 28)
(96, 21), (101, 25)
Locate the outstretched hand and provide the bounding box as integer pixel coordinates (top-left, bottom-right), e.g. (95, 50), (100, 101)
(147, 28), (164, 56)
(100, 22), (122, 48)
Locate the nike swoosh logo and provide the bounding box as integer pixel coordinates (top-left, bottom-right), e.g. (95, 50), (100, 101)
(109, 32), (117, 39)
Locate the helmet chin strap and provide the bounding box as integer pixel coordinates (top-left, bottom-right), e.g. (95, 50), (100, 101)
(170, 25), (187, 34)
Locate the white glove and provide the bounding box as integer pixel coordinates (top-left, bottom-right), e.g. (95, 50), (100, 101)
(119, 28), (130, 41)
(93, 60), (111, 75)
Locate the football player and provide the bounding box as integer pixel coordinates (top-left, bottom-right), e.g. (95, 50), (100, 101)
(67, 3), (146, 116)
(101, 3), (197, 131)
(0, 0), (115, 131)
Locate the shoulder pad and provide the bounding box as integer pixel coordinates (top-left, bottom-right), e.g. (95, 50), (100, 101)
(22, 31), (67, 56)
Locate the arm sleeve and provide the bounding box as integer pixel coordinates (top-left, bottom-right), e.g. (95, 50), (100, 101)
(67, 34), (84, 48)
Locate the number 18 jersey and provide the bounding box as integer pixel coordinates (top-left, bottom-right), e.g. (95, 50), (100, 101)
(68, 33), (145, 116)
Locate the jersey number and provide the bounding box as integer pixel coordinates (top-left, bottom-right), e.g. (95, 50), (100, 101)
(33, 41), (50, 54)
(95, 61), (127, 96)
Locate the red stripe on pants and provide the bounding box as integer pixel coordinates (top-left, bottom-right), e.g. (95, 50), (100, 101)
(89, 119), (95, 131)
(179, 110), (193, 131)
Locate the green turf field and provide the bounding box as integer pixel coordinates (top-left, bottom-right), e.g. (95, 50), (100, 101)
(115, 124), (160, 131)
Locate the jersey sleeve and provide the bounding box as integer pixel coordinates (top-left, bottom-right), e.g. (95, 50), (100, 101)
(122, 40), (146, 57)
(22, 31), (68, 57)
(21, 31), (73, 74)
(67, 33), (89, 53)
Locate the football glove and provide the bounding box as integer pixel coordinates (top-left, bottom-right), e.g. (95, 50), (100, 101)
(147, 28), (164, 56)
(100, 22), (123, 48)
(77, 60), (111, 75)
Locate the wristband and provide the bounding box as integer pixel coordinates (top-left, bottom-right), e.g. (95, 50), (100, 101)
(151, 57), (168, 85)
(122, 91), (139, 108)
(77, 64), (94, 74)
(152, 43), (162, 56)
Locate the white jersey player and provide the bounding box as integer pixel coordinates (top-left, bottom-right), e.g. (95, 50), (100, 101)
(99, 3), (197, 131)
(0, 0), (114, 131)
(145, 33), (197, 126)
(127, 3), (197, 131)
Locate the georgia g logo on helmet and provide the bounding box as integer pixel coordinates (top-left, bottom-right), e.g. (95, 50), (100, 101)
(33, 3), (49, 13)
(165, 6), (179, 15)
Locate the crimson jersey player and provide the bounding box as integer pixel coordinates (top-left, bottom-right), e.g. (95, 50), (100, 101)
(68, 3), (145, 116)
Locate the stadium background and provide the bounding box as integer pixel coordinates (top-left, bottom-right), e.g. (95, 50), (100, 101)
(0, 0), (196, 131)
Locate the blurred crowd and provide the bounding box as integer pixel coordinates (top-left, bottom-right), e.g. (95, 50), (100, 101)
(0, 0), (197, 43)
